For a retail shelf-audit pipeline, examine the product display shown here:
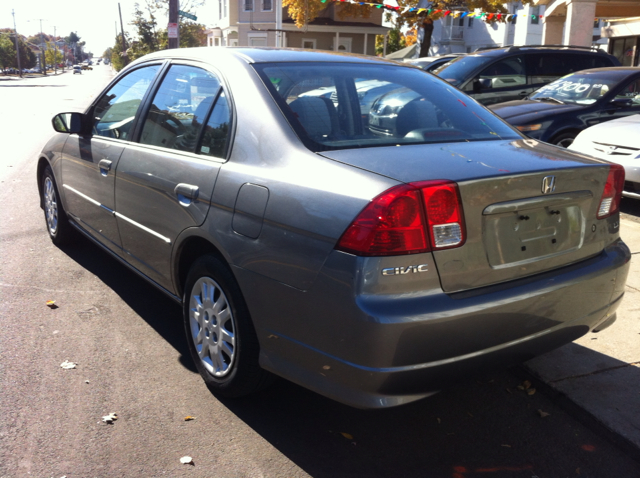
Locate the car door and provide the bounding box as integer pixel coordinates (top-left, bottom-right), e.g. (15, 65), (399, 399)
(60, 64), (162, 253)
(114, 63), (230, 290)
(464, 56), (529, 105)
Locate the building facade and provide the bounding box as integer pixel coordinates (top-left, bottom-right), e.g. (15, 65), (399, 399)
(206, 0), (388, 55)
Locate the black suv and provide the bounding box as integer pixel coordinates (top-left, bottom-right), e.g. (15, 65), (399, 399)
(434, 45), (621, 106)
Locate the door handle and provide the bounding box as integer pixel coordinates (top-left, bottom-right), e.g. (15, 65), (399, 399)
(98, 159), (112, 176)
(175, 183), (199, 205)
(518, 91), (528, 97)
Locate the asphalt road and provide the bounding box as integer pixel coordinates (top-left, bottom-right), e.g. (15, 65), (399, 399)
(1, 66), (640, 478)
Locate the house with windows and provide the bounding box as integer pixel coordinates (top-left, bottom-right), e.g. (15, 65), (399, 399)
(428, 2), (606, 56)
(206, 0), (388, 55)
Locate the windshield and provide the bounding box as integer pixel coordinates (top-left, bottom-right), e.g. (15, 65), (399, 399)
(529, 73), (620, 105)
(253, 62), (519, 152)
(432, 55), (493, 85)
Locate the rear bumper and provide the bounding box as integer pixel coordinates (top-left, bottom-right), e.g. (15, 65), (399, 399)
(237, 239), (630, 409)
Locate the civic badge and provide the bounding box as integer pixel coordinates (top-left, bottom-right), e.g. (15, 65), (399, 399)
(541, 175), (556, 194)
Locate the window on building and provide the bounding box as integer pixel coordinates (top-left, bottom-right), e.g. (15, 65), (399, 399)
(224, 0), (228, 17)
(593, 19), (600, 29)
(244, 0), (253, 11)
(249, 33), (267, 46)
(262, 0), (272, 11)
(468, 17), (473, 28)
(302, 39), (316, 49)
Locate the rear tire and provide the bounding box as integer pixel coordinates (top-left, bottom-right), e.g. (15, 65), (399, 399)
(183, 255), (273, 397)
(42, 165), (75, 245)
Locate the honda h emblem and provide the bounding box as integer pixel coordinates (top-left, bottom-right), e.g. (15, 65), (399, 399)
(542, 176), (556, 194)
(606, 146), (617, 155)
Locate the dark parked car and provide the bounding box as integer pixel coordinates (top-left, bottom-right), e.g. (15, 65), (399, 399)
(490, 67), (640, 147)
(37, 48), (629, 409)
(405, 54), (465, 73)
(434, 45), (620, 105)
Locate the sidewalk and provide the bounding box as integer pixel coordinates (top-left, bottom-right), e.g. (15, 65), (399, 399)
(525, 217), (640, 454)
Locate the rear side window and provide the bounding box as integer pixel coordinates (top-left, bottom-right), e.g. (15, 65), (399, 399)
(254, 62), (519, 152)
(527, 54), (567, 86)
(469, 56), (526, 91)
(199, 92), (232, 158)
(139, 64), (221, 153)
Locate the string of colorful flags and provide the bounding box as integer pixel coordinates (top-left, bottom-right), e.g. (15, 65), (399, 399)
(320, 0), (543, 21)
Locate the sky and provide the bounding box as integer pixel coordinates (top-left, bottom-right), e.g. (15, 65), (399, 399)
(2, 0), (216, 55)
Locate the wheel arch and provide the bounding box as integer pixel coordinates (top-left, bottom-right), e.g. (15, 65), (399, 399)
(173, 232), (231, 301)
(549, 128), (583, 145)
(36, 156), (52, 209)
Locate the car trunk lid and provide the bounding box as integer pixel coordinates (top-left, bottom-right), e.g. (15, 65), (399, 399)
(321, 139), (615, 292)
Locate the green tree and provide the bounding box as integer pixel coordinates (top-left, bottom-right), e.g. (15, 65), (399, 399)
(44, 42), (64, 66)
(111, 33), (130, 71)
(0, 29), (36, 69)
(375, 28), (406, 56)
(0, 34), (16, 71)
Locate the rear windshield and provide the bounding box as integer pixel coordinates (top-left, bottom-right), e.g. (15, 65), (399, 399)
(253, 62), (519, 152)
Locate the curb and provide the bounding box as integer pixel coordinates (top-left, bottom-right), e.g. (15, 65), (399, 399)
(513, 364), (640, 465)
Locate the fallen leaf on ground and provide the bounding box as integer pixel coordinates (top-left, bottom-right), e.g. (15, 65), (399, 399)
(180, 456), (193, 464)
(60, 360), (76, 370)
(102, 412), (118, 423)
(184, 416), (196, 421)
(526, 388), (536, 396)
(437, 418), (441, 424)
(501, 444), (511, 448)
(85, 380), (90, 384)
(340, 432), (354, 440)
(537, 409), (551, 418)
(46, 300), (58, 309)
(522, 380), (532, 390)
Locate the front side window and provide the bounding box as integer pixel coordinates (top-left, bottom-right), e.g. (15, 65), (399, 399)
(254, 62), (519, 152)
(92, 65), (160, 140)
(139, 65), (221, 152)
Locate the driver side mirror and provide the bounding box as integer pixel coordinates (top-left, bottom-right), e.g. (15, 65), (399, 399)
(609, 97), (633, 108)
(52, 112), (86, 134)
(474, 78), (492, 92)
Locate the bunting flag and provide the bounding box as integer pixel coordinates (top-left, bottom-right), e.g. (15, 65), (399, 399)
(318, 0), (543, 22)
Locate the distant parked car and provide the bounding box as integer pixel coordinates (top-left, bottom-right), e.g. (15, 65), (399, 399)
(405, 54), (465, 73)
(490, 67), (640, 147)
(73, 65), (82, 74)
(570, 114), (640, 200)
(434, 45), (620, 105)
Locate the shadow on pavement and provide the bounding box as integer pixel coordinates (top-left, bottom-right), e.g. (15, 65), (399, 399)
(58, 235), (194, 372)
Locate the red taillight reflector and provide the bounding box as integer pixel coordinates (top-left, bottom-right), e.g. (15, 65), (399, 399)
(597, 164), (625, 219)
(336, 184), (428, 256)
(336, 181), (466, 256)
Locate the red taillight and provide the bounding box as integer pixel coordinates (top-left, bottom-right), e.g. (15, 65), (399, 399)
(597, 164), (625, 219)
(336, 181), (465, 256)
(414, 180), (466, 250)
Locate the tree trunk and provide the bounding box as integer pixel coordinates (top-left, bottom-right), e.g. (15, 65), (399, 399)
(420, 19), (434, 58)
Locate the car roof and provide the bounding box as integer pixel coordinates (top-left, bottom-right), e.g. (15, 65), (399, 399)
(564, 67), (640, 78)
(471, 45), (613, 57)
(132, 46), (403, 67)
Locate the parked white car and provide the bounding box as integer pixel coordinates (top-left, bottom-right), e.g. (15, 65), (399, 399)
(570, 114), (640, 200)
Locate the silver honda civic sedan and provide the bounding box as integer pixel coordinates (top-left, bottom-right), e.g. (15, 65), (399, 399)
(37, 48), (630, 408)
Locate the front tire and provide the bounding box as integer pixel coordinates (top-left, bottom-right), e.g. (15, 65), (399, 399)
(552, 132), (576, 148)
(183, 255), (273, 397)
(42, 165), (74, 245)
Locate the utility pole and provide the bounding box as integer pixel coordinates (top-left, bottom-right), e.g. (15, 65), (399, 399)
(39, 19), (46, 75)
(168, 0), (179, 49)
(11, 9), (22, 78)
(53, 26), (57, 75)
(118, 3), (128, 66)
